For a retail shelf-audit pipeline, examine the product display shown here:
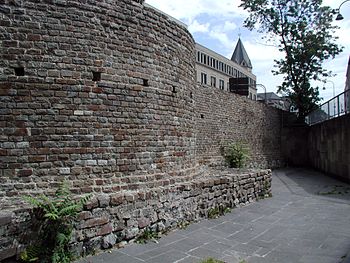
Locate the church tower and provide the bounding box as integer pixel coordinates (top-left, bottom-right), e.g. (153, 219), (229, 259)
(231, 38), (252, 72)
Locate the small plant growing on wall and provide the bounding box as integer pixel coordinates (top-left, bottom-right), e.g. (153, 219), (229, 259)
(223, 142), (250, 168)
(20, 182), (90, 263)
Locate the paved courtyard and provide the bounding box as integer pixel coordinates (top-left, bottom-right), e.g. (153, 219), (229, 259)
(77, 168), (350, 263)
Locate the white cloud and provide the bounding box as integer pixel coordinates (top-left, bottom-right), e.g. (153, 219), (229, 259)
(223, 21), (238, 32)
(145, 0), (245, 22)
(188, 20), (210, 34)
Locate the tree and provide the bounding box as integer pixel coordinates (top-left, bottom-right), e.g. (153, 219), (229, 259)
(240, 0), (343, 120)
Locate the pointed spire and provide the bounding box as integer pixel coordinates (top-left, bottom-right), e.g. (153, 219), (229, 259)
(231, 38), (252, 69)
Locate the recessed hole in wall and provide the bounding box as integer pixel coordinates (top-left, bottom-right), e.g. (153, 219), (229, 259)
(190, 92), (193, 98)
(201, 114), (204, 119)
(14, 67), (24, 76)
(143, 79), (149, 87)
(92, 71), (101, 81)
(172, 86), (177, 93)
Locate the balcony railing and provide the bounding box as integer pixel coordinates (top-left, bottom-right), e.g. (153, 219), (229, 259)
(306, 89), (350, 125)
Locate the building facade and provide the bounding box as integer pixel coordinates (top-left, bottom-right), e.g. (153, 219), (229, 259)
(195, 40), (257, 100)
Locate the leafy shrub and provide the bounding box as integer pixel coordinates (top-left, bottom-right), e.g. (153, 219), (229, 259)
(136, 228), (160, 244)
(223, 142), (250, 168)
(199, 258), (225, 263)
(208, 205), (232, 219)
(21, 182), (90, 263)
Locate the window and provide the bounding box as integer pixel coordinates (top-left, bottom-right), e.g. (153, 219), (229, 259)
(197, 51), (200, 62)
(201, 73), (207, 85)
(92, 71), (101, 81)
(210, 76), (216, 87)
(219, 79), (224, 90)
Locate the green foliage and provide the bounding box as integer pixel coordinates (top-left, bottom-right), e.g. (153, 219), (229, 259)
(177, 221), (191, 230)
(20, 245), (40, 262)
(21, 182), (90, 263)
(208, 205), (232, 219)
(224, 143), (250, 168)
(136, 228), (160, 244)
(240, 0), (343, 120)
(317, 185), (350, 195)
(199, 258), (225, 263)
(258, 180), (273, 200)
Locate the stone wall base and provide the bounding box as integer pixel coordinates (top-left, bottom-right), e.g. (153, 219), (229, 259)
(0, 168), (272, 261)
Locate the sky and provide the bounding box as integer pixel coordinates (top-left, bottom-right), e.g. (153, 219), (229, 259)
(145, 0), (350, 101)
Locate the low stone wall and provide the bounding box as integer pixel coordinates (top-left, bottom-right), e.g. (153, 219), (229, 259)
(0, 168), (271, 260)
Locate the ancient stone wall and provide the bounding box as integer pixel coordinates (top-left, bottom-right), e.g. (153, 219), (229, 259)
(0, 0), (197, 209)
(194, 85), (284, 168)
(0, 0), (278, 260)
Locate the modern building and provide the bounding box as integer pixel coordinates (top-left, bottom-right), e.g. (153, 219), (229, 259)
(257, 92), (291, 111)
(195, 39), (257, 100)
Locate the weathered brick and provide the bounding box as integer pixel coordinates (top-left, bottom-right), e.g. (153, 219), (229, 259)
(16, 169), (32, 177)
(82, 217), (109, 229)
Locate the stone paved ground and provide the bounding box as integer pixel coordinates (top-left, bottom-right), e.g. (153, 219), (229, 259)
(77, 168), (350, 263)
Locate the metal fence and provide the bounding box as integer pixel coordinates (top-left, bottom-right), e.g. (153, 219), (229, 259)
(306, 89), (350, 125)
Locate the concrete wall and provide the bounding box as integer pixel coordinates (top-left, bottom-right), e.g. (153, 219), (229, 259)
(308, 114), (350, 183)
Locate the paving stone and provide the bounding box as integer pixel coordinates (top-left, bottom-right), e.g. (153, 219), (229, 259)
(201, 240), (233, 253)
(170, 237), (206, 252)
(188, 247), (222, 260)
(210, 222), (244, 235)
(175, 255), (202, 263)
(144, 249), (188, 263)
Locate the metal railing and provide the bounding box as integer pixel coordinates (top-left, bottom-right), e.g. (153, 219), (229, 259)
(306, 89), (350, 125)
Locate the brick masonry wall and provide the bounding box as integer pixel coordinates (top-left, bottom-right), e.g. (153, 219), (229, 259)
(0, 0), (277, 260)
(194, 85), (284, 168)
(0, 0), (197, 208)
(308, 114), (350, 183)
(0, 169), (272, 259)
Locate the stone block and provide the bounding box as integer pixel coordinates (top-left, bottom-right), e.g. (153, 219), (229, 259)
(82, 217), (109, 229)
(0, 212), (12, 226)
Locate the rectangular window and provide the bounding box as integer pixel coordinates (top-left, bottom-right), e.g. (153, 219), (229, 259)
(197, 51), (200, 62)
(219, 79), (224, 90)
(210, 76), (216, 87)
(201, 73), (207, 85)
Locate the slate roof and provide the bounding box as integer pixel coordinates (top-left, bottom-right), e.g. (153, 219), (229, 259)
(257, 92), (281, 101)
(231, 38), (252, 69)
